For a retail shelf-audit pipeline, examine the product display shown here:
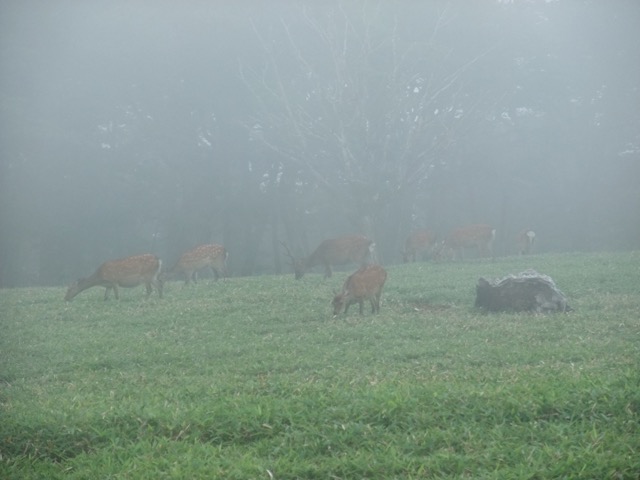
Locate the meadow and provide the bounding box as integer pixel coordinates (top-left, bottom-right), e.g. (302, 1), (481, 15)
(1, 252), (639, 479)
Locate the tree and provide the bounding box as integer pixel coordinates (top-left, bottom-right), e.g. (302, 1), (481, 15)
(239, 1), (501, 261)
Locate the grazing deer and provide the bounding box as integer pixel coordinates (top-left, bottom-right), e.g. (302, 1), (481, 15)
(283, 235), (373, 279)
(436, 224), (496, 261)
(402, 230), (438, 262)
(65, 254), (163, 301)
(332, 264), (387, 316)
(517, 229), (536, 255)
(165, 244), (228, 285)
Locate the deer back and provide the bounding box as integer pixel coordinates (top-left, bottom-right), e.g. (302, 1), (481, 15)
(308, 235), (372, 266)
(403, 230), (437, 262)
(332, 264), (387, 314)
(290, 235), (372, 279)
(172, 244), (227, 274)
(447, 224), (495, 248)
(65, 253), (161, 300)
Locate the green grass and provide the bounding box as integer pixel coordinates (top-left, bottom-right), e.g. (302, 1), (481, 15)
(1, 252), (639, 479)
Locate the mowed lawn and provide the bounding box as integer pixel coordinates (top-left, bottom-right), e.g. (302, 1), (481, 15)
(1, 252), (639, 479)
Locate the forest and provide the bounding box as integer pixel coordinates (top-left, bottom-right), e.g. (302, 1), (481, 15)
(1, 0), (639, 287)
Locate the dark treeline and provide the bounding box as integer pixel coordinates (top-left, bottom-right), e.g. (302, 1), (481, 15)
(1, 0), (639, 287)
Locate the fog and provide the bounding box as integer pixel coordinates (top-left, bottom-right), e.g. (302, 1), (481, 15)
(1, 0), (639, 287)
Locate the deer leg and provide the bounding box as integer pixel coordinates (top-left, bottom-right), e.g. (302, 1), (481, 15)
(153, 278), (163, 298)
(324, 264), (332, 278)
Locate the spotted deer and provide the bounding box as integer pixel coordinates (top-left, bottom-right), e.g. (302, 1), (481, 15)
(64, 254), (163, 301)
(165, 244), (228, 285)
(402, 230), (438, 262)
(283, 235), (374, 279)
(332, 264), (387, 316)
(436, 224), (496, 261)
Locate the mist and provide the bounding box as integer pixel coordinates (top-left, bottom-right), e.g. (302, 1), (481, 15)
(1, 0), (639, 287)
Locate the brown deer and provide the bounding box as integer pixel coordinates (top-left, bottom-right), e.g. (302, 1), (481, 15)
(65, 254), (163, 301)
(517, 229), (536, 255)
(332, 264), (387, 316)
(402, 230), (438, 262)
(283, 234), (373, 279)
(165, 244), (228, 285)
(436, 224), (496, 261)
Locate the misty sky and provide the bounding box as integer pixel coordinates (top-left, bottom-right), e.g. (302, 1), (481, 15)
(1, 1), (639, 286)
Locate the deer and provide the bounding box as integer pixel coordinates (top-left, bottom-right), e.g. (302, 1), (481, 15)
(517, 229), (536, 255)
(164, 244), (228, 285)
(436, 224), (496, 261)
(64, 254), (163, 301)
(283, 234), (374, 279)
(332, 264), (387, 316)
(402, 230), (438, 262)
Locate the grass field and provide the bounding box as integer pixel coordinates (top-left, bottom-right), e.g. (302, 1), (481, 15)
(1, 252), (639, 479)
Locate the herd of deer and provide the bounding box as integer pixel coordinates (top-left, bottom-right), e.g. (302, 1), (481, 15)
(64, 244), (228, 302)
(64, 224), (536, 316)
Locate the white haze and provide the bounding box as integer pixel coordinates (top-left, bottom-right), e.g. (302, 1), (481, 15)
(0, 0), (639, 286)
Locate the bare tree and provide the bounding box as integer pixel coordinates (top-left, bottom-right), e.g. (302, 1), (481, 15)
(239, 1), (495, 260)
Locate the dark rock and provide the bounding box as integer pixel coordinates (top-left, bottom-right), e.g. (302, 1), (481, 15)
(475, 269), (570, 313)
